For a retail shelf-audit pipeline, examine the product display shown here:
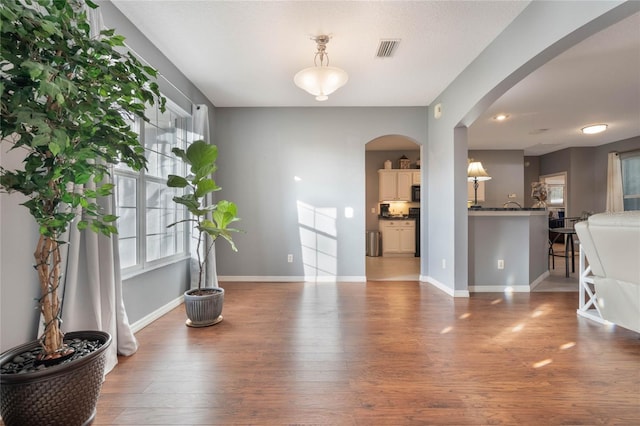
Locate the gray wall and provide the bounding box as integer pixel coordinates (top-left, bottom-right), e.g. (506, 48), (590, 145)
(123, 261), (190, 323)
(539, 135), (640, 217)
(213, 107), (426, 280)
(528, 213), (549, 284)
(468, 150), (525, 208)
(468, 216), (529, 287)
(524, 156), (541, 208)
(468, 214), (547, 288)
(0, 147), (42, 350)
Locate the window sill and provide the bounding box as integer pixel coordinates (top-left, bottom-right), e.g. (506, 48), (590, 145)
(121, 254), (192, 281)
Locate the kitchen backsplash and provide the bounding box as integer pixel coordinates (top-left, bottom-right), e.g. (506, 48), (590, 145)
(381, 201), (419, 216)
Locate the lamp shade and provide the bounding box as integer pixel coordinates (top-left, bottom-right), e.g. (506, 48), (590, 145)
(467, 161), (491, 181)
(294, 66), (348, 101)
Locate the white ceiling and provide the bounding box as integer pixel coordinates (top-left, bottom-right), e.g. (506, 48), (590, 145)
(111, 1), (640, 156)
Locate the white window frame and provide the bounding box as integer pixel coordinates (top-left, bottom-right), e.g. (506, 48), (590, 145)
(540, 172), (567, 218)
(115, 97), (192, 278)
(621, 150), (640, 211)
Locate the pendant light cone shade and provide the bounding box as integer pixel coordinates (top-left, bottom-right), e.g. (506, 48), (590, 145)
(294, 35), (348, 101)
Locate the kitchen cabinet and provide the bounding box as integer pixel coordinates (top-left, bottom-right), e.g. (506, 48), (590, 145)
(378, 170), (413, 201)
(380, 220), (415, 256)
(412, 171), (421, 185)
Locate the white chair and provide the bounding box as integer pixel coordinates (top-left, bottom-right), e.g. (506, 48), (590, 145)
(574, 211), (640, 333)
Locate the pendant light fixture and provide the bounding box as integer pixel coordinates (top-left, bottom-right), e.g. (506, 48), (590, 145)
(294, 35), (348, 101)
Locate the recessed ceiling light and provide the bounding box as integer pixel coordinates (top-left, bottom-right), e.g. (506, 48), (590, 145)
(581, 124), (608, 134)
(493, 114), (509, 121)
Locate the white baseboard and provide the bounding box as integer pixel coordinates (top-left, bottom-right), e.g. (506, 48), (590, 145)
(468, 285), (531, 293)
(422, 275), (469, 297)
(529, 271), (551, 290)
(218, 276), (304, 282)
(218, 276), (367, 283)
(309, 276), (367, 282)
(453, 289), (471, 297)
(130, 295), (184, 333)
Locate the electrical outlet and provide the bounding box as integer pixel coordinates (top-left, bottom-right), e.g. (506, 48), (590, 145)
(442, 259), (446, 269)
(371, 207), (376, 214)
(508, 193), (517, 199)
(287, 254), (293, 263)
(498, 259), (504, 269)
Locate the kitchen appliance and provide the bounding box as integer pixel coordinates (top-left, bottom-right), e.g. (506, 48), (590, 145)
(408, 207), (420, 257)
(380, 203), (390, 217)
(411, 185), (420, 202)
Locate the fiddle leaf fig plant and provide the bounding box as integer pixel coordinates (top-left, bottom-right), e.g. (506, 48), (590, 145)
(167, 140), (240, 291)
(0, 0), (164, 359)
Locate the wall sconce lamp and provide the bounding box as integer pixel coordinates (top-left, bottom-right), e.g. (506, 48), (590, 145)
(468, 161), (491, 209)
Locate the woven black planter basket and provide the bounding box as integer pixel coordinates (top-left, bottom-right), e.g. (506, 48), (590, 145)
(0, 330), (111, 426)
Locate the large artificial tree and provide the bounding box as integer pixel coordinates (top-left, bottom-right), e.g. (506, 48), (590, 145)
(0, 0), (164, 359)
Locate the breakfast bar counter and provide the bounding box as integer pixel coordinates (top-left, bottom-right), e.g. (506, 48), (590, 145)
(468, 208), (548, 292)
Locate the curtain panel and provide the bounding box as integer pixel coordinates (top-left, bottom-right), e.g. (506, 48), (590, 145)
(192, 104), (220, 289)
(606, 152), (624, 212)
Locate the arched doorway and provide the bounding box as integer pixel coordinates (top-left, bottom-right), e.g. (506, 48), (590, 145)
(365, 135), (422, 281)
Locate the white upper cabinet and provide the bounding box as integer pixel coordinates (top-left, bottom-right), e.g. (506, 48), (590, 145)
(378, 170), (413, 201)
(397, 171), (412, 200)
(412, 171), (421, 185)
(378, 170), (398, 201)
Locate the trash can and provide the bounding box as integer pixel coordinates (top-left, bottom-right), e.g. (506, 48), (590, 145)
(366, 231), (381, 257)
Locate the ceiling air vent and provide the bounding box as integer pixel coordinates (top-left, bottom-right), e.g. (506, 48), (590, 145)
(376, 39), (401, 58)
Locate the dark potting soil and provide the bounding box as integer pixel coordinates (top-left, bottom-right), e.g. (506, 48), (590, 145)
(0, 338), (104, 375)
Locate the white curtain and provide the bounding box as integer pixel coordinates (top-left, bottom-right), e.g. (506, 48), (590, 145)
(60, 179), (138, 374)
(606, 152), (624, 212)
(53, 4), (137, 374)
(192, 104), (219, 289)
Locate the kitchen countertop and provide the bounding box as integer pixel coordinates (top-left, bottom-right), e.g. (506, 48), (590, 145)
(468, 208), (547, 217)
(378, 216), (417, 220)
(469, 207), (545, 211)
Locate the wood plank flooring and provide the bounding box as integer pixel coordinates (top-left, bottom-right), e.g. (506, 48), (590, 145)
(365, 245), (579, 290)
(96, 282), (640, 425)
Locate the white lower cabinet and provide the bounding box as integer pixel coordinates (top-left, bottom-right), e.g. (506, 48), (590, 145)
(380, 220), (416, 256)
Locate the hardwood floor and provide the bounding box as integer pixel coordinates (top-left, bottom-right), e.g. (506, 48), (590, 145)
(95, 281), (640, 425)
(365, 248), (579, 291)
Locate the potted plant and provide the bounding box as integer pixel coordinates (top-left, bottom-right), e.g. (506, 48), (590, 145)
(0, 0), (163, 424)
(167, 140), (240, 327)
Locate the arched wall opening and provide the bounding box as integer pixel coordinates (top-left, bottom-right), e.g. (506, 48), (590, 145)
(364, 135), (423, 281)
(425, 1), (639, 296)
